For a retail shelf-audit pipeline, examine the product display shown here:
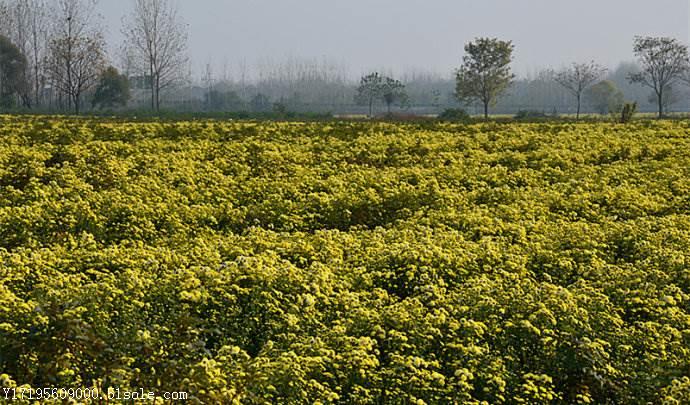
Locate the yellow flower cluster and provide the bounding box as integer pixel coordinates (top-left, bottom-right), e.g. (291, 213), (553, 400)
(1, 115), (690, 403)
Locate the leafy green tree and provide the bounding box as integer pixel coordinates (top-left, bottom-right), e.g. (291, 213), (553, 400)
(355, 72), (384, 117)
(381, 77), (408, 114)
(554, 61), (607, 119)
(92, 66), (130, 109)
(356, 73), (409, 117)
(586, 80), (624, 115)
(455, 37), (515, 119)
(0, 34), (28, 108)
(628, 36), (689, 118)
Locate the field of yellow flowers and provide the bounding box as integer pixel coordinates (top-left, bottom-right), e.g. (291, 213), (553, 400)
(1, 115), (690, 403)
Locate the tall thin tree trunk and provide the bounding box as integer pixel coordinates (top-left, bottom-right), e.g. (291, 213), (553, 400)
(66, 18), (73, 114)
(483, 102), (489, 120)
(658, 91), (664, 119)
(150, 60), (155, 111)
(155, 75), (160, 112)
(151, 83), (155, 111)
(576, 94), (581, 120)
(34, 63), (40, 107)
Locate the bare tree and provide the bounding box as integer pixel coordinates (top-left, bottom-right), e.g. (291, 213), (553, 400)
(25, 0), (49, 107)
(629, 36), (689, 118)
(117, 42), (139, 78)
(2, 0), (29, 55)
(554, 62), (607, 120)
(122, 0), (189, 112)
(647, 84), (680, 114)
(202, 60), (214, 110)
(46, 0), (106, 113)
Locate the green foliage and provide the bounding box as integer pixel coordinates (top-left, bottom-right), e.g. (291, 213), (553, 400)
(620, 102), (637, 123)
(586, 80), (624, 115)
(92, 66), (131, 109)
(355, 73), (408, 117)
(659, 377), (690, 404)
(381, 77), (408, 113)
(1, 116), (690, 403)
(0, 35), (28, 108)
(355, 72), (384, 117)
(437, 108), (470, 122)
(514, 110), (548, 120)
(455, 37), (515, 118)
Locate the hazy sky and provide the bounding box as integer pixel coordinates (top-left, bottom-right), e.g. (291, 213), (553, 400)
(98, 0), (689, 79)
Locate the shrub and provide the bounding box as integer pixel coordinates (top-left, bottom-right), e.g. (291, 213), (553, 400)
(620, 102), (637, 123)
(514, 110), (548, 120)
(438, 108), (471, 122)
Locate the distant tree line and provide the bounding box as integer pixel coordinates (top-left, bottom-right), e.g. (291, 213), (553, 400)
(0, 0), (186, 113)
(2, 1), (690, 117)
(450, 36), (690, 119)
